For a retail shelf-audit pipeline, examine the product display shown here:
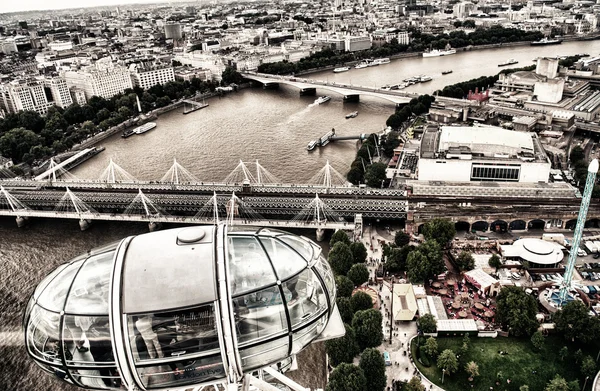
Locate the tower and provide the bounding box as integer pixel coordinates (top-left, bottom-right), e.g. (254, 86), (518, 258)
(559, 159), (599, 304)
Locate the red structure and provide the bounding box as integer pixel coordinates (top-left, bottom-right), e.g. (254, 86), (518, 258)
(467, 87), (490, 102)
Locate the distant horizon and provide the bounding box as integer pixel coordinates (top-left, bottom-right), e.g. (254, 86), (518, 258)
(1, 0), (191, 15)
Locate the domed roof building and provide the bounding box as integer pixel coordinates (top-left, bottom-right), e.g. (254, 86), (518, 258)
(500, 238), (564, 268)
(24, 225), (343, 390)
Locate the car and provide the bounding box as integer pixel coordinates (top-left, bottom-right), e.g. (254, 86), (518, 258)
(594, 253), (600, 259)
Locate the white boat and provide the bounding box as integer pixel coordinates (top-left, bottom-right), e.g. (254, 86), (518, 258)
(133, 122), (156, 135)
(345, 111), (358, 119)
(354, 62), (368, 69)
(314, 96), (331, 105)
(422, 48), (457, 58)
(531, 37), (562, 46)
(333, 67), (350, 73)
(306, 140), (318, 151)
(373, 58), (391, 65)
(498, 58), (519, 67)
(419, 75), (432, 82)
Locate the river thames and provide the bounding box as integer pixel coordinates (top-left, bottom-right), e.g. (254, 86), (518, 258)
(3, 39), (600, 390)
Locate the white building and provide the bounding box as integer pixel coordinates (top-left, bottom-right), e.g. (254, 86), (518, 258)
(0, 79), (53, 115)
(129, 63), (175, 90)
(344, 36), (371, 52)
(63, 62), (133, 100)
(70, 87), (87, 105)
(417, 126), (551, 183)
(44, 77), (73, 108)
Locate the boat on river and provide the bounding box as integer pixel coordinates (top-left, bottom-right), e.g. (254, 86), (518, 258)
(133, 122), (156, 135)
(333, 67), (350, 73)
(314, 96), (331, 105)
(531, 37), (562, 46)
(498, 58), (519, 67)
(306, 140), (318, 151)
(442, 70), (453, 75)
(345, 111), (358, 119)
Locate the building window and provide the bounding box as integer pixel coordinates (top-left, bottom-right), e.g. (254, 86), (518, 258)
(471, 164), (520, 182)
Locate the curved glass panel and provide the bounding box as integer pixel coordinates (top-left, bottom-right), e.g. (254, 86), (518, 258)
(291, 317), (327, 355)
(37, 260), (84, 312)
(63, 316), (114, 365)
(70, 369), (121, 390)
(285, 269), (328, 329)
(259, 237), (307, 280)
(227, 236), (276, 295)
(27, 305), (62, 365)
(128, 304), (218, 362)
(313, 257), (336, 306)
(136, 354), (225, 389)
(278, 235), (314, 261)
(234, 285), (287, 345)
(65, 252), (114, 315)
(33, 263), (68, 301)
(239, 336), (288, 372)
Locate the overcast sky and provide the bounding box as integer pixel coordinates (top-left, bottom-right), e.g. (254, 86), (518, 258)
(2, 0), (165, 14)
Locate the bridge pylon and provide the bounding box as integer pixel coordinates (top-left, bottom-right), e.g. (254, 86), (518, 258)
(160, 158), (199, 184)
(291, 193), (345, 240)
(225, 192), (263, 225)
(55, 187), (98, 230)
(309, 160), (351, 188)
(224, 160), (257, 184)
(194, 191), (225, 225)
(124, 189), (168, 231)
(99, 159), (137, 183)
(0, 186), (30, 227)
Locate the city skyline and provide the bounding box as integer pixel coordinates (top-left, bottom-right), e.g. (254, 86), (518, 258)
(1, 0), (175, 14)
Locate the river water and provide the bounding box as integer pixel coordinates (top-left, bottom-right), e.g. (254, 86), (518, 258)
(2, 39), (600, 391)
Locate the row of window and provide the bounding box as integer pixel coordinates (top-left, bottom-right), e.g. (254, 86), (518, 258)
(471, 165), (520, 181)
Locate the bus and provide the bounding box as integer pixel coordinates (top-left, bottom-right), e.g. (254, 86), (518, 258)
(383, 352), (392, 366)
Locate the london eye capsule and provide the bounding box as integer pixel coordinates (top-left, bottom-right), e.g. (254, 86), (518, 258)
(24, 225), (344, 390)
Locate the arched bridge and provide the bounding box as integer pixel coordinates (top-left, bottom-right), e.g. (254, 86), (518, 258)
(242, 72), (415, 105)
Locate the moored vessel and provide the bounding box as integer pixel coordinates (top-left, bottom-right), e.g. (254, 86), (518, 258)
(333, 67), (350, 73)
(498, 58), (519, 67)
(345, 111), (358, 119)
(314, 96), (331, 105)
(133, 122), (157, 135)
(531, 37), (562, 46)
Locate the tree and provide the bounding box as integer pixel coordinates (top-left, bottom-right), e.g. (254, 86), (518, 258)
(407, 240), (444, 282)
(221, 66), (244, 85)
(437, 349), (458, 375)
(581, 355), (597, 379)
(407, 251), (429, 282)
(325, 363), (367, 391)
(359, 348), (387, 391)
(421, 218), (456, 247)
(570, 146), (585, 164)
(348, 264), (369, 287)
(364, 162), (387, 188)
(405, 376), (425, 391)
(559, 346), (569, 361)
(337, 297), (354, 323)
(395, 231), (411, 247)
(554, 301), (600, 343)
(496, 286), (539, 336)
(544, 375), (570, 391)
(18, 110), (45, 133)
(488, 254), (502, 270)
(520, 386), (530, 391)
(465, 361), (479, 379)
(385, 245), (413, 273)
(329, 242), (354, 275)
(574, 349), (584, 364)
(350, 291), (373, 313)
(330, 229), (351, 247)
(350, 242), (368, 264)
(325, 324), (360, 366)
(417, 314), (437, 333)
(455, 251), (475, 271)
(0, 127), (43, 163)
(423, 337), (438, 357)
(336, 275), (354, 297)
(352, 309), (383, 351)
(531, 331), (544, 351)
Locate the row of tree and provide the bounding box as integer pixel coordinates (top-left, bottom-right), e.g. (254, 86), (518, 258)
(570, 145), (600, 198)
(344, 134), (387, 186)
(257, 26), (545, 75)
(385, 95), (435, 130)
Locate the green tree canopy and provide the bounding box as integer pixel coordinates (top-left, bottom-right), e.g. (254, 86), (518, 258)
(554, 301), (600, 343)
(405, 376), (425, 391)
(489, 254), (502, 269)
(496, 286), (539, 337)
(0, 127), (43, 163)
(421, 218), (456, 247)
(325, 324), (360, 366)
(531, 330), (544, 351)
(330, 230), (351, 247)
(465, 361), (479, 378)
(455, 251), (475, 271)
(581, 355), (597, 379)
(336, 275), (354, 297)
(544, 375), (570, 391)
(407, 240), (444, 282)
(384, 244), (413, 273)
(364, 162), (387, 188)
(351, 309), (383, 351)
(437, 349), (458, 375)
(359, 348), (387, 391)
(337, 297), (354, 323)
(570, 146), (585, 164)
(395, 231), (411, 247)
(407, 251), (429, 282)
(350, 242), (368, 264)
(350, 291), (373, 313)
(329, 242), (354, 275)
(18, 110), (45, 133)
(417, 313), (437, 333)
(221, 66), (244, 85)
(348, 264), (370, 287)
(423, 337), (438, 357)
(325, 363), (367, 391)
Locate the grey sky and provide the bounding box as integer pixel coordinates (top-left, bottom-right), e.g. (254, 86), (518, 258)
(2, 0), (163, 14)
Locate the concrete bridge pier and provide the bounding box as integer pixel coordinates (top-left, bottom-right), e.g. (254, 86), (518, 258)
(263, 82), (280, 90)
(344, 94), (360, 102)
(79, 219), (92, 231)
(300, 88), (316, 96)
(15, 216), (28, 228)
(316, 228), (326, 242)
(149, 221), (162, 232)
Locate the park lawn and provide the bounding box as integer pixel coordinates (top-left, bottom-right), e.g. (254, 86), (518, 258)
(411, 335), (594, 391)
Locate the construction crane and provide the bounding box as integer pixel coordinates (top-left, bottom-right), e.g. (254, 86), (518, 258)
(559, 159), (599, 304)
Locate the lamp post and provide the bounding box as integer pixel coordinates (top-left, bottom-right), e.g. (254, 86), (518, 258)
(582, 375), (589, 391)
(442, 369), (446, 384)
